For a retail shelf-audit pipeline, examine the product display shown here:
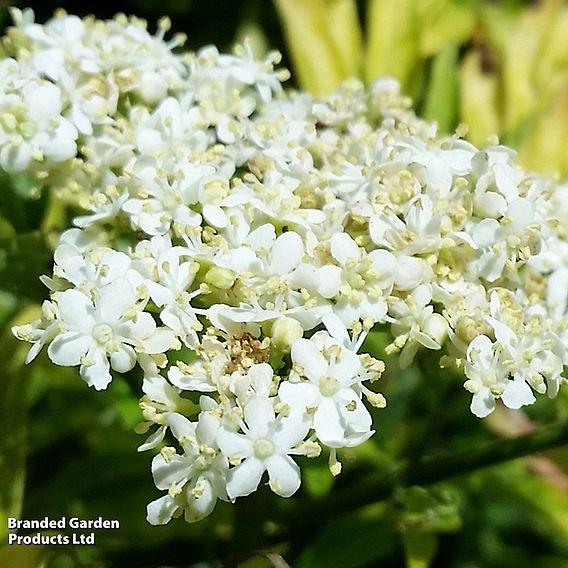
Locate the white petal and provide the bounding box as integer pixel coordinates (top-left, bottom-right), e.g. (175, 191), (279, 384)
(117, 312), (156, 341)
(245, 223), (276, 250)
(57, 289), (95, 329)
(168, 413), (196, 443)
(80, 347), (112, 390)
(474, 191), (507, 218)
(421, 155), (452, 194)
(226, 458), (265, 499)
(146, 495), (178, 525)
(265, 454), (301, 497)
(501, 380), (536, 409)
(495, 165), (519, 200)
(288, 263), (320, 291)
(110, 344), (136, 372)
(278, 382), (320, 413)
(394, 256), (427, 290)
(485, 317), (516, 353)
(443, 149), (472, 172)
(142, 328), (175, 354)
(360, 298), (388, 322)
(291, 338), (327, 381)
(203, 204), (228, 228)
(330, 233), (360, 265)
(322, 313), (350, 347)
(248, 363), (273, 398)
(27, 83), (61, 120)
(318, 265), (342, 298)
(368, 249), (397, 286)
(138, 425), (167, 452)
(47, 332), (92, 366)
(470, 388), (495, 418)
(472, 219), (500, 248)
(330, 349), (361, 386)
(477, 251), (506, 282)
(271, 412), (310, 452)
(1, 143), (32, 172)
(142, 375), (176, 404)
(185, 477), (217, 519)
(270, 232), (304, 275)
(508, 198), (534, 230)
(217, 429), (253, 460)
(168, 365), (216, 392)
(313, 399), (345, 444)
(244, 397), (275, 437)
(196, 412), (221, 448)
(137, 128), (162, 155)
(152, 454), (189, 490)
(467, 335), (495, 368)
(96, 279), (134, 322)
(146, 282), (173, 307)
(337, 392), (372, 433)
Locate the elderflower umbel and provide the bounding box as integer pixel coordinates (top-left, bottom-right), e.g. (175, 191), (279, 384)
(9, 8), (568, 525)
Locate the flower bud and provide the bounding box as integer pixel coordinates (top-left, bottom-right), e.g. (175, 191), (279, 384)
(423, 313), (448, 346)
(271, 317), (303, 350)
(204, 267), (235, 290)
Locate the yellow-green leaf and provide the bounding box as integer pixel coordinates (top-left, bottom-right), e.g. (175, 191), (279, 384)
(0, 545), (46, 568)
(459, 49), (500, 146)
(422, 44), (459, 133)
(365, 0), (422, 96)
(402, 530), (438, 568)
(274, 0), (363, 96)
(418, 0), (477, 57)
(518, 87), (568, 177)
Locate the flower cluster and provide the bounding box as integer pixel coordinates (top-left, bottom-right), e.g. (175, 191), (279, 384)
(10, 9), (568, 523)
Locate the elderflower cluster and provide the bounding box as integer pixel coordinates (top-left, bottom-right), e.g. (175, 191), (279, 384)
(10, 9), (568, 524)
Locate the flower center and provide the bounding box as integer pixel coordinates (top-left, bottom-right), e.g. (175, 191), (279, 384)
(92, 323), (114, 345)
(253, 438), (274, 459)
(319, 376), (340, 397)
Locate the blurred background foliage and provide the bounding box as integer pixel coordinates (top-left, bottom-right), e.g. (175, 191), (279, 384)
(2, 1), (568, 567)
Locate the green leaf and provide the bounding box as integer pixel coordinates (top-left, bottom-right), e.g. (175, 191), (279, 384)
(0, 215), (15, 240)
(303, 461), (335, 498)
(295, 503), (396, 568)
(422, 44), (459, 133)
(458, 49), (500, 146)
(274, 0), (363, 96)
(395, 486), (462, 534)
(0, 545), (46, 568)
(0, 306), (40, 544)
(402, 530), (438, 568)
(365, 0), (422, 96)
(395, 486), (461, 567)
(418, 0), (476, 57)
(0, 231), (52, 300)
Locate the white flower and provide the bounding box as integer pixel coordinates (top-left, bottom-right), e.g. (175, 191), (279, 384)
(279, 337), (373, 447)
(325, 232), (395, 326)
(147, 411), (228, 524)
(486, 308), (564, 398)
(0, 80), (77, 172)
(144, 249), (202, 347)
(122, 160), (214, 236)
(47, 279), (173, 389)
(388, 284), (448, 368)
(469, 198), (540, 282)
(464, 335), (535, 418)
(217, 396), (310, 499)
(137, 375), (196, 451)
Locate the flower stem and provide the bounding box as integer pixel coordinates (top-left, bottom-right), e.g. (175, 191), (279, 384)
(276, 420), (568, 531)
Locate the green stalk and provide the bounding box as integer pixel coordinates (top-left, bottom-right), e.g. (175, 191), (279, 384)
(276, 420), (568, 531)
(0, 307), (38, 544)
